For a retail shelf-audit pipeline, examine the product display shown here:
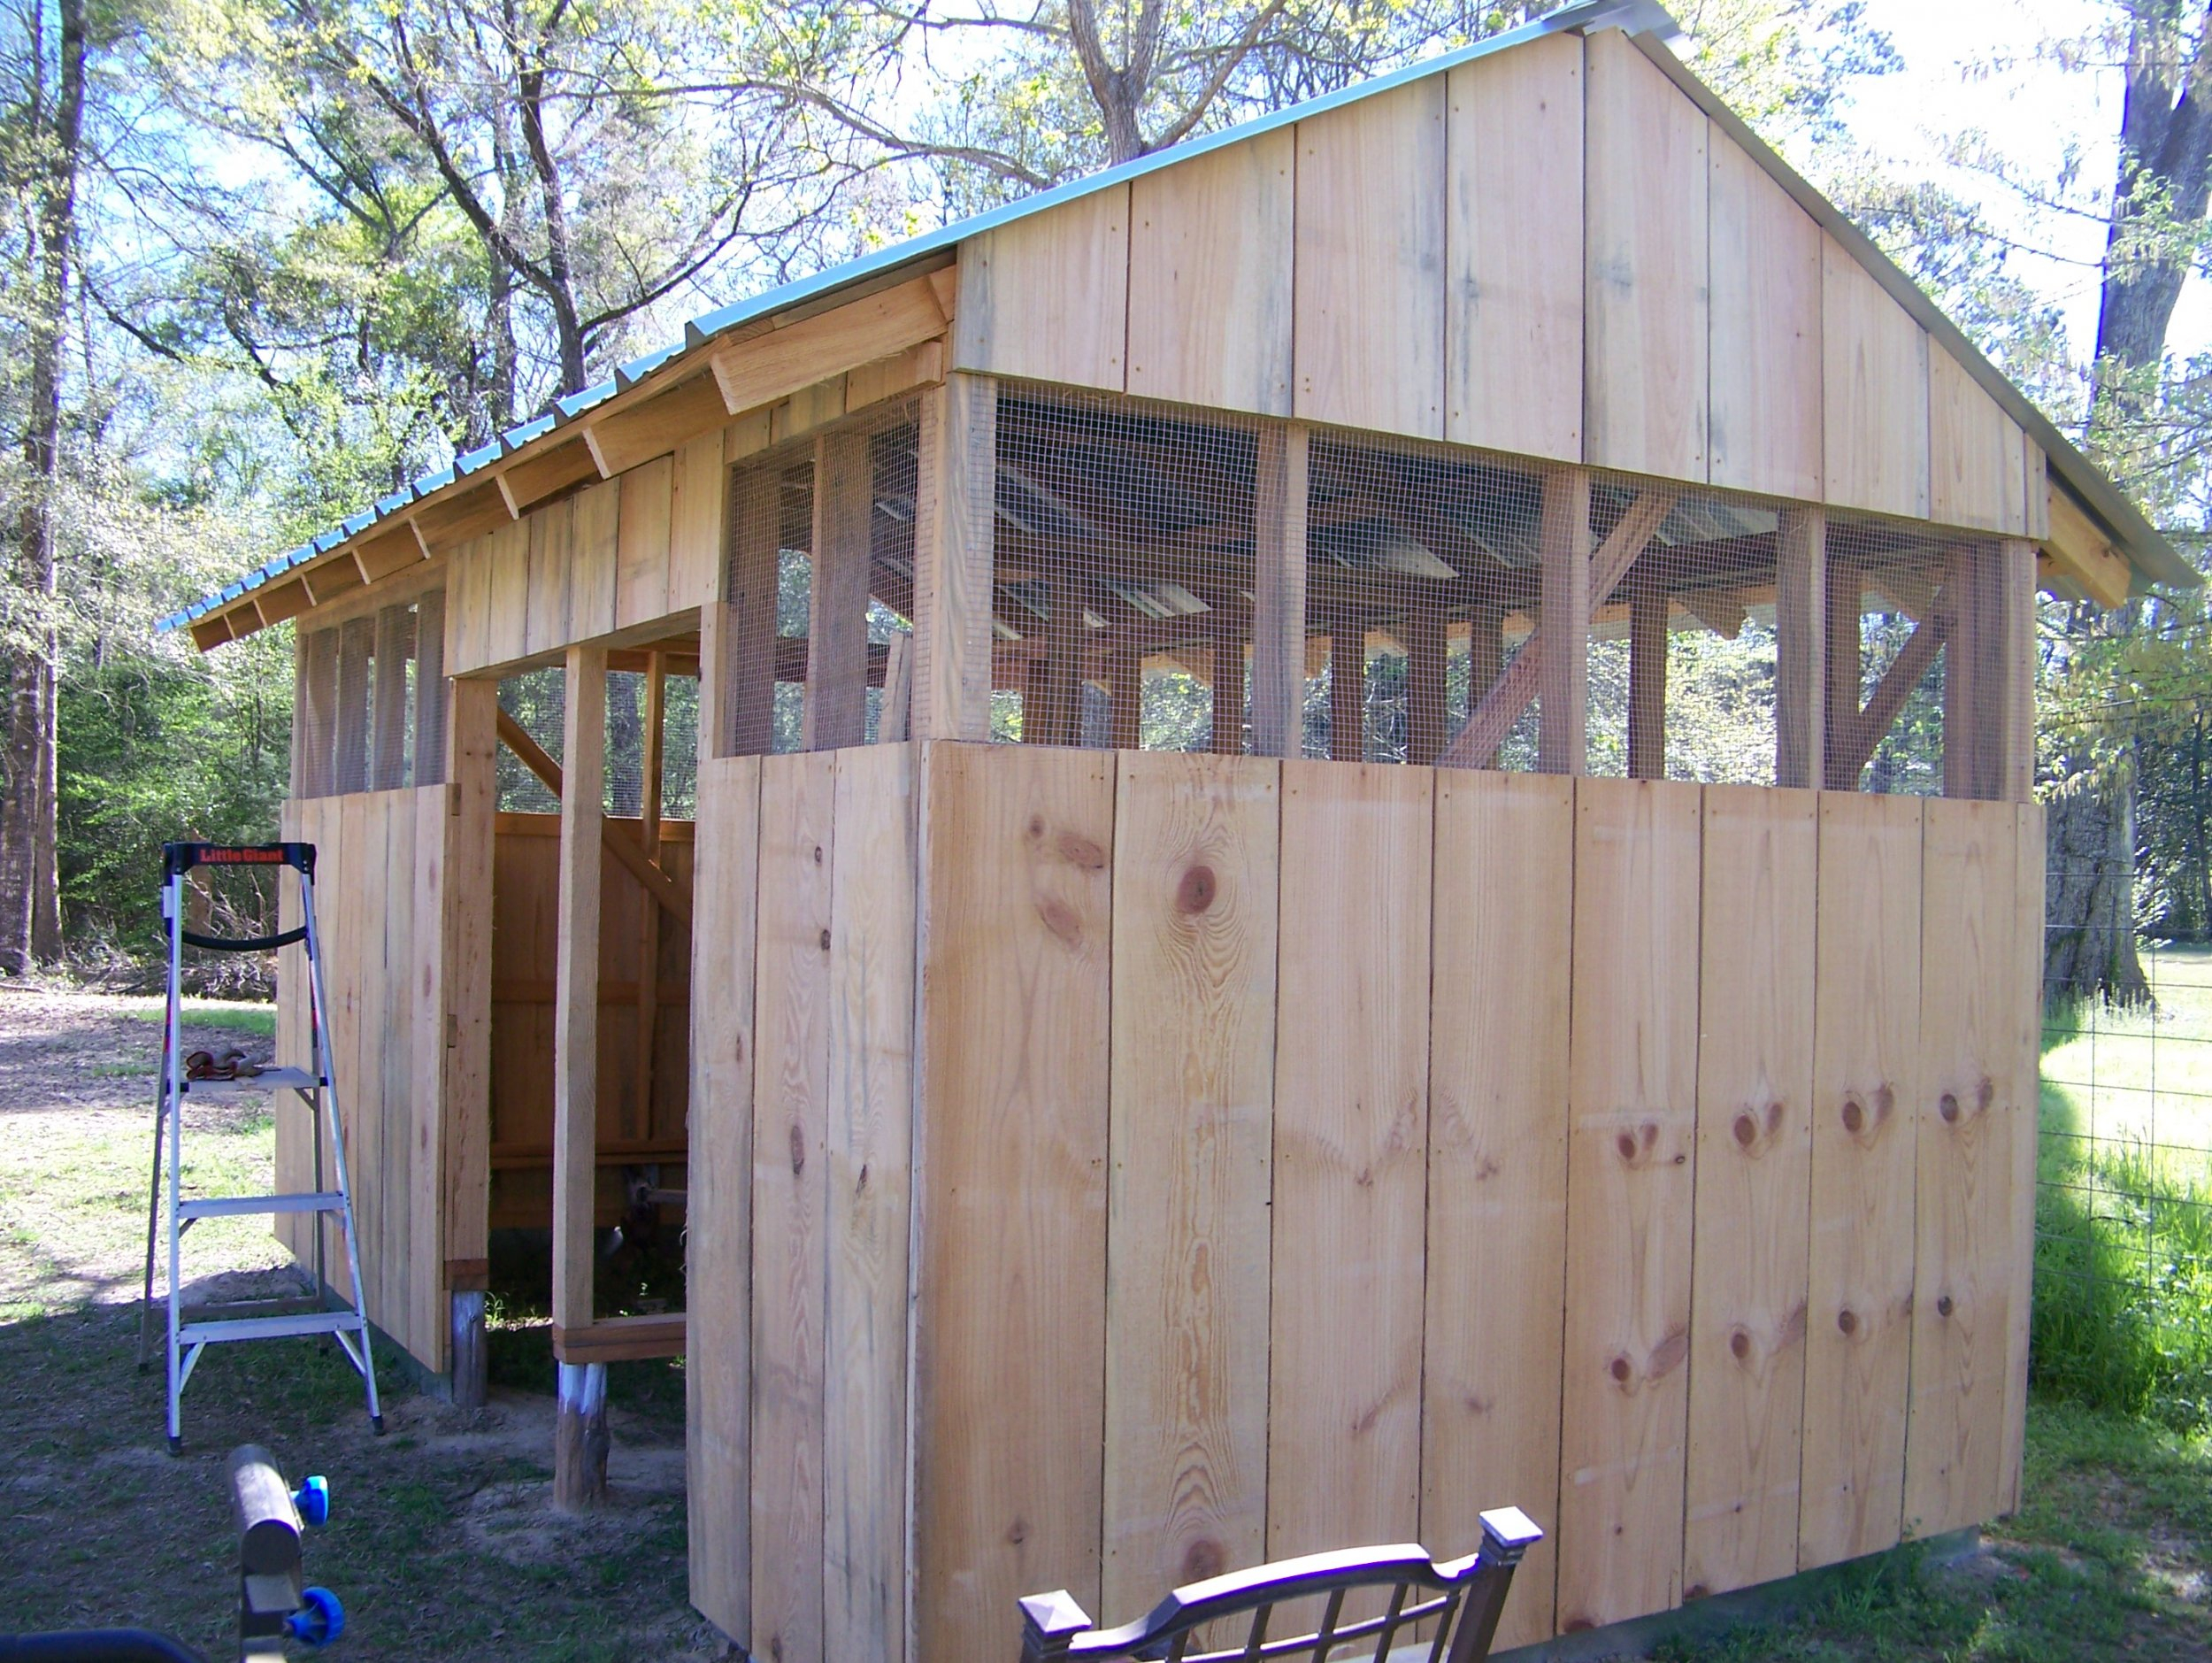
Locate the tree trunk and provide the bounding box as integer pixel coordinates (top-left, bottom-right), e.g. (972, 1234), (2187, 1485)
(0, 0), (84, 974)
(2044, 751), (2152, 1008)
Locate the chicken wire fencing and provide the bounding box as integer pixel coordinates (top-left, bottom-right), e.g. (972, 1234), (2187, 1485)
(495, 662), (699, 820)
(706, 378), (2024, 796)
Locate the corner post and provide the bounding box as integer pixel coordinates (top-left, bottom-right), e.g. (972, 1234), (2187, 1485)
(1536, 466), (1591, 775)
(912, 372), (998, 741)
(1775, 506), (1825, 789)
(1251, 422), (1310, 759)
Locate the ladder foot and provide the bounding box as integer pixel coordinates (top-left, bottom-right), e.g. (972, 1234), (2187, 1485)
(371, 1414), (386, 1436)
(166, 1436), (182, 1457)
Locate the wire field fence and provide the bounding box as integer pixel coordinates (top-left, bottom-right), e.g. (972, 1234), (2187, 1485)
(2037, 787), (2212, 1430)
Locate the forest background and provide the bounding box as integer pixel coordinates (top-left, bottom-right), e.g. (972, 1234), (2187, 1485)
(2, 0), (2208, 989)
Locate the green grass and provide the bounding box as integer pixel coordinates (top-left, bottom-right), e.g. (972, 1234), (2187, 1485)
(118, 998), (277, 1038)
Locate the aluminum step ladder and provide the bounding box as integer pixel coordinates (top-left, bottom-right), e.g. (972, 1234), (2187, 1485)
(137, 841), (382, 1453)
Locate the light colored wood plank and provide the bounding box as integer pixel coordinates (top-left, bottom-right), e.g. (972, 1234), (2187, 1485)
(414, 588), (448, 786)
(806, 430), (873, 751)
(911, 375), (998, 741)
(1628, 587), (1666, 781)
(615, 453), (674, 629)
(1104, 752), (1279, 1616)
(1250, 424), (1310, 760)
(1903, 797), (2017, 1537)
(569, 478), (620, 643)
(1823, 236), (1931, 520)
(335, 617), (372, 794)
(750, 749), (837, 1663)
(1684, 785), (1816, 1598)
(1556, 776), (1701, 1633)
(2023, 440), (2049, 541)
(1267, 761), (1432, 1559)
(1708, 133), (1822, 499)
(1930, 348), (2028, 535)
(550, 644), (607, 1334)
(1126, 131), (1294, 416)
(952, 188), (1129, 392)
(2001, 802), (2044, 1513)
(499, 435), (600, 518)
(913, 742), (1113, 1662)
(372, 604), (411, 790)
(486, 519), (533, 670)
(1446, 30), (1584, 461)
(301, 627), (338, 797)
(587, 371), (729, 480)
(1800, 792), (1921, 1567)
(687, 753), (763, 1640)
(824, 743), (918, 1663)
(1294, 80), (1447, 439)
(728, 463), (781, 756)
(1425, 769), (1572, 1649)
(1775, 509), (1826, 789)
(525, 497), (573, 656)
(668, 429), (727, 611)
(1585, 29), (1709, 481)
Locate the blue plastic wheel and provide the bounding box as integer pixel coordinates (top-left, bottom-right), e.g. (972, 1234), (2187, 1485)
(288, 1585), (345, 1646)
(294, 1474), (330, 1528)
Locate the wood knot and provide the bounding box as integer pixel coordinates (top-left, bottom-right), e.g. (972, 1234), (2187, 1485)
(1058, 832), (1107, 869)
(1939, 1092), (1960, 1124)
(1837, 1308), (1857, 1336)
(1038, 896), (1084, 946)
(1977, 1076), (1995, 1112)
(1616, 1123), (1658, 1165)
(1176, 864), (1217, 914)
(1609, 1355), (1632, 1383)
(818, 928), (832, 951)
(788, 1123), (806, 1175)
(1729, 1329), (1751, 1360)
(1841, 1097), (1865, 1135)
(811, 844), (823, 865)
(856, 1163), (869, 1194)
(1937, 1294), (1955, 1318)
(1007, 1516), (1029, 1545)
(1732, 1113), (1757, 1148)
(1875, 1084), (1894, 1118)
(1027, 816), (1046, 839)
(1181, 1539), (1226, 1581)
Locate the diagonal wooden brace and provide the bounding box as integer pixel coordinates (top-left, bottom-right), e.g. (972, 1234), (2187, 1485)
(496, 709), (693, 928)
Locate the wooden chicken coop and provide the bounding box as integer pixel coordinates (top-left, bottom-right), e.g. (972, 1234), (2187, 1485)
(165, 4), (2197, 1658)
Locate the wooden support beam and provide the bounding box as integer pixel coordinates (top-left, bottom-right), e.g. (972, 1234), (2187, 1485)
(1999, 538), (2037, 803)
(554, 1360), (609, 1510)
(495, 707), (694, 927)
(450, 1290), (488, 1411)
(633, 651), (666, 1144)
(879, 630), (913, 743)
(300, 627), (338, 798)
(498, 439), (601, 518)
(1210, 604), (1245, 755)
(710, 273), (947, 417)
(371, 604), (411, 790)
(1775, 507), (1826, 789)
(415, 588), (448, 786)
(251, 577), (311, 629)
(1042, 576), (1086, 746)
(1109, 640), (1141, 751)
(585, 373), (730, 480)
(551, 643), (607, 1351)
(411, 481), (512, 553)
(1823, 556), (1863, 790)
(804, 429), (874, 751)
(1628, 586), (1668, 781)
(2043, 486), (2131, 609)
(1405, 589), (1447, 766)
(352, 523), (425, 586)
(553, 1313), (688, 1364)
(1439, 482), (1672, 770)
(302, 554), (365, 608)
(1942, 545), (1986, 801)
(1251, 424), (1310, 759)
(1537, 468), (1593, 775)
(190, 613), (235, 652)
(728, 462), (781, 756)
(334, 617), (372, 794)
(1833, 611), (1947, 787)
(1328, 614), (1365, 761)
(911, 373), (997, 740)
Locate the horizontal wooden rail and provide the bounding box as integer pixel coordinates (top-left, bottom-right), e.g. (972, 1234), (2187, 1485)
(553, 1313), (687, 1364)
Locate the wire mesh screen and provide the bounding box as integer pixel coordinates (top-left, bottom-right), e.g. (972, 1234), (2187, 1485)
(497, 666), (565, 812)
(498, 661), (698, 819)
(294, 589), (447, 797)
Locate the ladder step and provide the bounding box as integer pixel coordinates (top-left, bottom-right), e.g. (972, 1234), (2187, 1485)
(179, 1310), (365, 1346)
(180, 1066), (319, 1098)
(177, 1192), (348, 1220)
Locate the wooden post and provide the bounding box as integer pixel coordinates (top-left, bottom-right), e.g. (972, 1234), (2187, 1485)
(1774, 507), (1825, 789)
(1251, 423), (1310, 759)
(441, 677), (498, 1366)
(1109, 639), (1141, 751)
(1942, 543), (1986, 800)
(415, 589), (449, 787)
(632, 651), (666, 1143)
(334, 617), (373, 794)
(1329, 613), (1365, 762)
(1405, 590), (1447, 766)
(1210, 604), (1243, 755)
(371, 604), (411, 790)
(1041, 575), (1084, 746)
(302, 627), (339, 798)
(1824, 554), (1862, 790)
(1536, 468), (1592, 775)
(1999, 538), (2037, 803)
(554, 1360), (610, 1510)
(912, 373), (997, 741)
(552, 644), (606, 1383)
(449, 1288), (488, 1411)
(879, 630), (913, 743)
(805, 429), (872, 751)
(728, 463), (780, 757)
(1628, 587), (1668, 781)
